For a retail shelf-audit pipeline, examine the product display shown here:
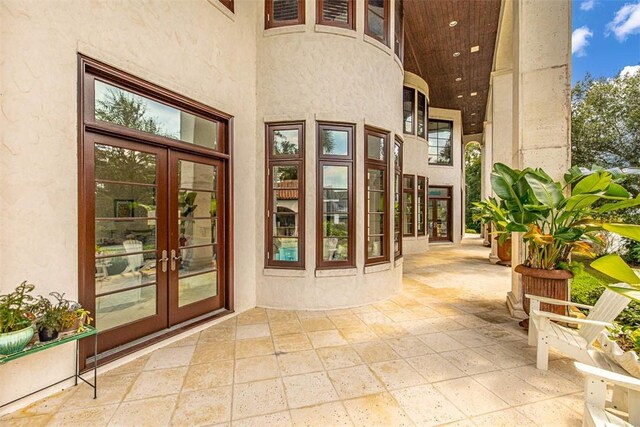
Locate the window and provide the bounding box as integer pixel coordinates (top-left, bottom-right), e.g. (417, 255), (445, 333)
(403, 87), (414, 135)
(266, 122), (305, 268)
(219, 0), (234, 12)
(428, 186), (452, 242)
(365, 127), (389, 265)
(266, 0), (305, 29)
(317, 123), (355, 268)
(417, 176), (426, 236)
(394, 0), (403, 60)
(394, 138), (402, 259)
(402, 175), (414, 237)
(365, 0), (389, 46)
(317, 0), (355, 29)
(428, 119), (453, 165)
(417, 92), (426, 138)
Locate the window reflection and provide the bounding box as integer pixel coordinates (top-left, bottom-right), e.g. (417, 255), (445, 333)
(428, 120), (453, 165)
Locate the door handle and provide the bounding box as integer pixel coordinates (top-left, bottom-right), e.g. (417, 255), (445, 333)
(171, 249), (182, 271)
(159, 250), (169, 273)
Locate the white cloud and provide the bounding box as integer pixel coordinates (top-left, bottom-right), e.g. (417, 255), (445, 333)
(620, 64), (640, 76)
(572, 26), (593, 56)
(606, 2), (640, 41)
(580, 0), (595, 11)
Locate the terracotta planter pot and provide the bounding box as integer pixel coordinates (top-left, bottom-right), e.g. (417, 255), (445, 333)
(496, 237), (512, 263)
(516, 264), (573, 319)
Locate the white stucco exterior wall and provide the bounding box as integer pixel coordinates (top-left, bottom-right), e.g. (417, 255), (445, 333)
(0, 0), (259, 409)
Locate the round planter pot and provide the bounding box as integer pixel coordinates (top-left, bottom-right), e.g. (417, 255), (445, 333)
(38, 327), (59, 343)
(0, 325), (35, 355)
(495, 237), (512, 266)
(515, 264), (573, 328)
(597, 332), (640, 379)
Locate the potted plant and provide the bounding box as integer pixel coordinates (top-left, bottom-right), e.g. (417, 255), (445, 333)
(473, 197), (512, 264)
(0, 282), (37, 355)
(488, 163), (640, 327)
(34, 295), (66, 342)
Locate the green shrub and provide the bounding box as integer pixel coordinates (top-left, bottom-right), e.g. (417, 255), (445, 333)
(465, 228), (479, 234)
(623, 238), (640, 267)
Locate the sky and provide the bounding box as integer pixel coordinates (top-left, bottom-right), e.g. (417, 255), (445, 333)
(572, 0), (640, 85)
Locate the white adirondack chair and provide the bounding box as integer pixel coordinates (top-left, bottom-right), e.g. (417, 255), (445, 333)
(575, 362), (640, 427)
(526, 285), (631, 370)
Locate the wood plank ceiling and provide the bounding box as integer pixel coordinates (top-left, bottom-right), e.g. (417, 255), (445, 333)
(404, 0), (502, 136)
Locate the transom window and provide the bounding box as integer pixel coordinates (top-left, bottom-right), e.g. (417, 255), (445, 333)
(317, 0), (355, 30)
(266, 0), (305, 29)
(365, 127), (389, 265)
(365, 0), (389, 46)
(317, 122), (355, 268)
(266, 122), (305, 268)
(428, 119), (453, 165)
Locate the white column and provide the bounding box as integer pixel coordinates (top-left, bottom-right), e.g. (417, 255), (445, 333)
(507, 0), (572, 317)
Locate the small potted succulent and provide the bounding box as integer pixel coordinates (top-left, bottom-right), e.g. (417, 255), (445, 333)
(0, 282), (37, 355)
(35, 292), (92, 342)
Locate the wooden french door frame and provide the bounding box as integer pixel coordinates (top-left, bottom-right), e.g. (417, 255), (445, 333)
(78, 55), (234, 369)
(428, 185), (453, 242)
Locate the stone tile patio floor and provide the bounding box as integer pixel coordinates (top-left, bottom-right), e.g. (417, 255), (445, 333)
(1, 237), (585, 426)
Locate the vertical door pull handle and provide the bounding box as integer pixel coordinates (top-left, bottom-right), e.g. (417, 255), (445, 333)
(159, 250), (169, 273)
(171, 249), (182, 271)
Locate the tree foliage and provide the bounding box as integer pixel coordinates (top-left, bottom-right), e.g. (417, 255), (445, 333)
(465, 143), (482, 232)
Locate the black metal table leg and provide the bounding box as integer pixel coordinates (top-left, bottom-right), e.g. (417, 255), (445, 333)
(93, 332), (97, 399)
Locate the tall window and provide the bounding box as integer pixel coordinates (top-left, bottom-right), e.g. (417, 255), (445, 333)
(394, 0), (403, 60)
(317, 122), (355, 269)
(317, 0), (355, 29)
(417, 176), (426, 236)
(365, 127), (389, 265)
(402, 175), (414, 236)
(417, 92), (426, 138)
(428, 186), (452, 242)
(365, 0), (389, 46)
(403, 87), (415, 135)
(428, 119), (453, 165)
(394, 138), (402, 259)
(266, 0), (305, 29)
(266, 122), (305, 268)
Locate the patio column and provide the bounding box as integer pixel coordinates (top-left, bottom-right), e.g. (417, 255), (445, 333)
(507, 0), (572, 317)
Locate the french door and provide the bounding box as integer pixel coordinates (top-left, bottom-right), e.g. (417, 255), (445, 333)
(86, 133), (225, 355)
(428, 186), (452, 242)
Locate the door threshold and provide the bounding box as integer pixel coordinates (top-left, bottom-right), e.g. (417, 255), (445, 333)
(85, 308), (233, 371)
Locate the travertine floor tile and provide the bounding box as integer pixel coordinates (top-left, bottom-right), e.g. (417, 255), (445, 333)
(273, 333), (312, 353)
(183, 360), (235, 391)
(192, 341), (235, 364)
(282, 372), (339, 409)
(237, 308), (268, 325)
(290, 401), (353, 426)
(446, 329), (495, 347)
(48, 404), (118, 427)
(300, 318), (336, 332)
(391, 384), (465, 426)
(270, 321), (304, 336)
(232, 411), (291, 427)
(199, 326), (236, 343)
(473, 370), (548, 405)
(342, 392), (411, 427)
(473, 344), (531, 369)
(418, 332), (466, 352)
(327, 365), (385, 399)
(369, 359), (427, 390)
(406, 354), (466, 382)
(108, 395), (177, 426)
(308, 330), (347, 348)
(67, 372), (138, 408)
(433, 377), (509, 417)
(385, 336), (434, 357)
(124, 367), (187, 401)
(0, 414), (52, 426)
(516, 399), (582, 426)
(236, 323), (271, 340)
(352, 341), (400, 363)
(232, 379), (287, 420)
(144, 345), (195, 370)
(507, 365), (582, 396)
(167, 333), (200, 348)
(329, 314), (366, 329)
(316, 346), (364, 370)
(440, 348), (499, 375)
(102, 354), (151, 377)
(338, 326), (379, 343)
(277, 350), (324, 376)
(472, 408), (536, 426)
(234, 355), (280, 384)
(171, 386), (232, 426)
(235, 337), (274, 359)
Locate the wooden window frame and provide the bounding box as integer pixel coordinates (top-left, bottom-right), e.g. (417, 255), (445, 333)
(402, 174), (415, 237)
(316, 122), (356, 269)
(394, 0), (404, 61)
(219, 0), (234, 12)
(364, 0), (390, 46)
(393, 137), (403, 260)
(316, 0), (355, 30)
(364, 126), (390, 266)
(428, 185), (453, 242)
(417, 91), (426, 139)
(417, 175), (426, 236)
(265, 0), (306, 29)
(403, 86), (415, 135)
(265, 122), (305, 269)
(428, 119), (454, 166)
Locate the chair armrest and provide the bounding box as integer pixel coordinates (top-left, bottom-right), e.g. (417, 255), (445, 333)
(525, 294), (593, 310)
(531, 310), (612, 327)
(575, 362), (640, 392)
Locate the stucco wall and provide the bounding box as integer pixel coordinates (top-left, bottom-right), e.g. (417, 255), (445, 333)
(255, 0), (405, 309)
(0, 0), (259, 409)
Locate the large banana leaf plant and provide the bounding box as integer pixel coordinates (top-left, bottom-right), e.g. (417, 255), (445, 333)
(489, 163), (640, 299)
(472, 197), (511, 245)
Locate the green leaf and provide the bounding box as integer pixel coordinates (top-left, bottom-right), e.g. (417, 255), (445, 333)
(506, 222), (528, 232)
(602, 224), (640, 241)
(490, 172), (514, 201)
(598, 196), (640, 214)
(524, 174), (564, 208)
(553, 228), (583, 241)
(605, 285), (640, 303)
(591, 254), (640, 285)
(564, 194), (601, 211)
(572, 172), (611, 195)
(605, 182), (630, 198)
